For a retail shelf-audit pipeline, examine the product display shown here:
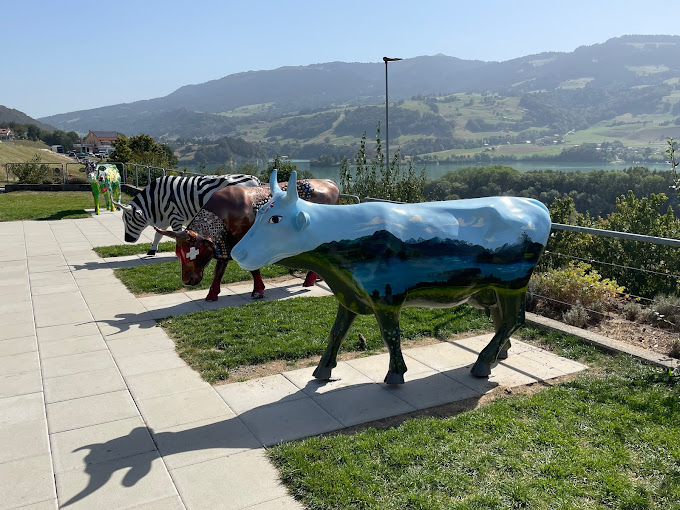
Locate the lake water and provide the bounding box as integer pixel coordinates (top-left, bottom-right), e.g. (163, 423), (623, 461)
(183, 160), (674, 182)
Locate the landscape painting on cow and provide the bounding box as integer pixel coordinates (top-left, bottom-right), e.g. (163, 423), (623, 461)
(232, 170), (551, 383)
(155, 177), (340, 301)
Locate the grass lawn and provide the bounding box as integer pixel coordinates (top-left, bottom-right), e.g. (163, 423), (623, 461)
(0, 191), (136, 222)
(94, 242), (177, 258)
(269, 331), (680, 509)
(113, 259), (291, 294)
(160, 296), (492, 383)
(0, 191), (98, 221)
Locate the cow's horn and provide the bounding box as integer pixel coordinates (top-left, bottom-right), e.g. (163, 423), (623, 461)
(283, 171), (298, 204)
(269, 169), (282, 196)
(153, 226), (190, 240)
(114, 201), (133, 212)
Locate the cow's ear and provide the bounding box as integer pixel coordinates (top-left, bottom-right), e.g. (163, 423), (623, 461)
(295, 211), (310, 232)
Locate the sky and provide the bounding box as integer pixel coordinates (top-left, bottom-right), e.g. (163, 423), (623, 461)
(5, 0), (680, 119)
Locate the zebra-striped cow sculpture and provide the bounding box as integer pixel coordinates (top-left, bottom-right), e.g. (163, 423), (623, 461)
(116, 174), (260, 255)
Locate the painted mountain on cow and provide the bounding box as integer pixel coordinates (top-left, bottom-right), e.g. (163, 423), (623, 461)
(302, 229), (544, 299)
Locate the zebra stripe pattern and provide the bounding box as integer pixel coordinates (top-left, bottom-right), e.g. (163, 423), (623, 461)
(122, 174), (260, 244)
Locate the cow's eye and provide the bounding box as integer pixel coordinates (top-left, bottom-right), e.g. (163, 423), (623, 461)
(268, 215), (283, 224)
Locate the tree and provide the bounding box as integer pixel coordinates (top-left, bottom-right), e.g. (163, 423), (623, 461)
(110, 134), (177, 168)
(260, 155), (313, 183)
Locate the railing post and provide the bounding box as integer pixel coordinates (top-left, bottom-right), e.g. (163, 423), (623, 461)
(134, 165), (139, 187)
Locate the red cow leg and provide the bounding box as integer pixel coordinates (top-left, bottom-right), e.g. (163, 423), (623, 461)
(251, 270), (265, 299)
(206, 260), (228, 301)
(303, 271), (321, 287)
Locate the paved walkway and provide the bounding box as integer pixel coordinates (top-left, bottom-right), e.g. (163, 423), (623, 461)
(0, 210), (587, 510)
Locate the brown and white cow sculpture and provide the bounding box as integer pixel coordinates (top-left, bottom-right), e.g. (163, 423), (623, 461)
(155, 178), (340, 301)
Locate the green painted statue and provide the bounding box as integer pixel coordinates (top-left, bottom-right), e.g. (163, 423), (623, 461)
(87, 164), (121, 214)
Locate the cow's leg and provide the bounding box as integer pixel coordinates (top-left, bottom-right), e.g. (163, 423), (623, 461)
(374, 309), (408, 384)
(251, 270), (265, 299)
(91, 183), (100, 215)
(302, 271), (320, 287)
(146, 230), (164, 256)
(206, 260), (228, 301)
(313, 303), (357, 380)
(471, 291), (526, 377)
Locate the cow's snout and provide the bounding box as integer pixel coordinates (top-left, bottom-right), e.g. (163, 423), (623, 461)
(124, 233), (137, 243)
(231, 246), (247, 263)
(183, 272), (202, 286)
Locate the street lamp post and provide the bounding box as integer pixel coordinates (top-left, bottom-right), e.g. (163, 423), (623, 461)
(383, 56), (402, 170)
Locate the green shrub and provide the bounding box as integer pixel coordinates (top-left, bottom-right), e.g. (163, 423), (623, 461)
(529, 261), (624, 321)
(562, 303), (590, 327)
(650, 293), (680, 330)
(10, 155), (50, 184)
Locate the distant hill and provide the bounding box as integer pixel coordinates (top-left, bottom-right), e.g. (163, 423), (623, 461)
(0, 105), (55, 132)
(33, 35), (680, 164)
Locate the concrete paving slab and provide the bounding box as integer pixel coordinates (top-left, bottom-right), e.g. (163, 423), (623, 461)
(0, 335), (37, 356)
(313, 383), (416, 427)
(0, 286), (31, 303)
(54, 451), (178, 510)
(36, 321), (100, 342)
(283, 362), (374, 396)
(237, 398), (342, 446)
(124, 496), (185, 510)
(8, 499), (58, 510)
(43, 367), (127, 404)
(0, 418), (49, 464)
(442, 365), (500, 395)
(88, 298), (152, 322)
(29, 270), (74, 287)
(215, 374), (306, 414)
(34, 309), (94, 328)
(46, 390), (139, 433)
(0, 351), (39, 376)
(135, 387), (233, 430)
(41, 350), (115, 379)
(30, 282), (80, 296)
(171, 449), (289, 510)
(0, 454), (55, 510)
(2, 308), (37, 326)
(80, 284), (138, 304)
(0, 370), (43, 399)
(125, 366), (208, 401)
(0, 321), (35, 341)
(348, 352), (432, 382)
(499, 352), (572, 383)
(105, 331), (175, 358)
(50, 416), (155, 473)
(115, 350), (187, 377)
(151, 414), (261, 470)
(0, 392), (45, 427)
(98, 319), (159, 339)
(0, 300), (33, 315)
(246, 496), (305, 510)
(405, 341), (480, 371)
(382, 370), (482, 410)
(39, 334), (107, 359)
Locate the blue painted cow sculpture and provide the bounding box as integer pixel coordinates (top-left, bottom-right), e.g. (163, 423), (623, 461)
(232, 170), (552, 384)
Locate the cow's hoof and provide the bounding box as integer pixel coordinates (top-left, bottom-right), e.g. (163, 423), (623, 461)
(146, 250), (156, 256)
(497, 348), (509, 360)
(302, 274), (317, 287)
(470, 361), (491, 378)
(251, 291), (265, 299)
(205, 294), (218, 302)
(313, 366), (332, 380)
(384, 372), (405, 385)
